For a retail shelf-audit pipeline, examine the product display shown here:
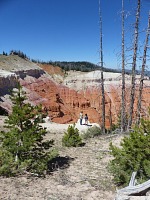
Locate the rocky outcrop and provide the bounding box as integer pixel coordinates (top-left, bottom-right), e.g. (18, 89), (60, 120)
(20, 75), (99, 124)
(0, 71), (17, 96)
(0, 55), (150, 128)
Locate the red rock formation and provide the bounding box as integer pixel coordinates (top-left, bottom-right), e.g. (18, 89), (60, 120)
(20, 75), (99, 124)
(19, 73), (150, 129)
(0, 56), (150, 129)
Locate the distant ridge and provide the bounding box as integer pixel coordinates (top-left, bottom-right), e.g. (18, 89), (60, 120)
(38, 61), (122, 74)
(1, 51), (150, 76)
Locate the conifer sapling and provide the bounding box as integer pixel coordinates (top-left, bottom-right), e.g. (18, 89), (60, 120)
(0, 83), (57, 176)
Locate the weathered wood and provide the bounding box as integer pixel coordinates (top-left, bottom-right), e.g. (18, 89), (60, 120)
(121, 0), (126, 133)
(129, 171), (137, 186)
(118, 179), (150, 196)
(99, 0), (105, 134)
(115, 180), (150, 200)
(115, 172), (150, 200)
(127, 0), (141, 129)
(136, 11), (150, 125)
(115, 195), (150, 200)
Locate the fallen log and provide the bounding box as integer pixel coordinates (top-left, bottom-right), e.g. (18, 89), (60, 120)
(115, 172), (150, 200)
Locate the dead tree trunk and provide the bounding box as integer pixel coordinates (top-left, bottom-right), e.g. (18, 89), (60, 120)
(115, 172), (150, 200)
(136, 11), (150, 125)
(109, 100), (112, 133)
(99, 0), (105, 134)
(127, 0), (141, 130)
(121, 0), (126, 132)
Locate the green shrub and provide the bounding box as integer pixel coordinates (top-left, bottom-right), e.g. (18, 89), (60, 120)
(108, 115), (150, 186)
(0, 83), (58, 177)
(82, 125), (102, 139)
(62, 124), (83, 147)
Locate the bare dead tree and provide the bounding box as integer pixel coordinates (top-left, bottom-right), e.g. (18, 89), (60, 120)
(136, 11), (150, 125)
(121, 0), (126, 132)
(109, 100), (112, 133)
(127, 0), (141, 130)
(99, 0), (105, 134)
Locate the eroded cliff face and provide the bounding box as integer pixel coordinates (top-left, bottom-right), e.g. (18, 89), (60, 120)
(0, 55), (46, 113)
(19, 75), (99, 124)
(0, 55), (150, 128)
(62, 70), (150, 127)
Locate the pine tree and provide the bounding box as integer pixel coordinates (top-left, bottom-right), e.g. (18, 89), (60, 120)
(109, 109), (150, 186)
(0, 83), (57, 177)
(62, 124), (83, 147)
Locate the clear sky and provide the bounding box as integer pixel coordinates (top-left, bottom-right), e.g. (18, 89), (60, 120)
(0, 0), (150, 69)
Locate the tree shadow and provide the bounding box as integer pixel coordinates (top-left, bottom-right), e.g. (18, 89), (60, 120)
(79, 142), (86, 147)
(82, 124), (92, 127)
(48, 156), (74, 172)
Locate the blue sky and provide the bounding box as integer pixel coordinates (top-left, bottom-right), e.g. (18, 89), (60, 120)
(0, 0), (150, 69)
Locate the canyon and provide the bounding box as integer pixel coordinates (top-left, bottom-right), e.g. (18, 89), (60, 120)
(0, 54), (150, 128)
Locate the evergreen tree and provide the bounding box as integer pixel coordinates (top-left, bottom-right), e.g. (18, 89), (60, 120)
(62, 124), (83, 147)
(0, 83), (57, 177)
(109, 109), (150, 186)
(2, 51), (7, 56)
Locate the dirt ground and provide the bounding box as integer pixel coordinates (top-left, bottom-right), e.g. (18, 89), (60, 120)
(0, 117), (123, 200)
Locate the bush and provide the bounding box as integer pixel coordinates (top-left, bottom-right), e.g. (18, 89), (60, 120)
(82, 125), (101, 139)
(0, 83), (58, 177)
(62, 124), (83, 147)
(108, 114), (150, 186)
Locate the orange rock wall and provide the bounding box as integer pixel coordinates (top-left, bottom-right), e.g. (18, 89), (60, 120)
(20, 75), (150, 128)
(20, 76), (99, 124)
